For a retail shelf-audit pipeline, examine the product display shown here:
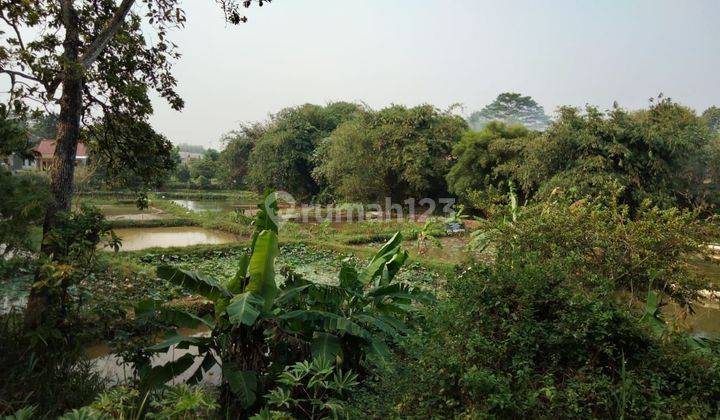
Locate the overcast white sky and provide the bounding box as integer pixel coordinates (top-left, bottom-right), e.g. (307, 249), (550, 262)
(147, 0), (720, 149)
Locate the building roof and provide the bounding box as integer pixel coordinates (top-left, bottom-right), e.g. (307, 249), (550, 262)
(178, 151), (202, 161)
(33, 139), (88, 159)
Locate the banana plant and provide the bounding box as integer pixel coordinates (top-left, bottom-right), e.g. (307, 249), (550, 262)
(136, 191), (431, 415)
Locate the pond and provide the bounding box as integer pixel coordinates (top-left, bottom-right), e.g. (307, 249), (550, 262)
(664, 299), (720, 338)
(87, 325), (218, 385)
(111, 227), (239, 251)
(172, 199), (257, 213)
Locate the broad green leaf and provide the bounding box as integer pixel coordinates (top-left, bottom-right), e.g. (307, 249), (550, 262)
(140, 353), (195, 391)
(311, 332), (341, 360)
(245, 230), (279, 310)
(187, 353), (218, 385)
(360, 232), (404, 284)
(157, 265), (231, 302)
(145, 334), (204, 351)
(159, 307), (214, 329)
(226, 292), (263, 326)
(223, 365), (258, 409)
(280, 310), (372, 340)
(367, 283), (434, 304)
(339, 264), (361, 292)
(382, 249), (408, 285)
(274, 284), (312, 306)
(354, 314), (400, 338)
(225, 251), (250, 294)
(134, 300), (214, 329)
(366, 338), (392, 368)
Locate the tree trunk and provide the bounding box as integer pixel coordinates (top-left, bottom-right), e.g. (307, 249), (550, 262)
(24, 0), (83, 329)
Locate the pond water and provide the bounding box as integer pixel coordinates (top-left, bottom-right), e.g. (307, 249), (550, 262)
(172, 199), (257, 213)
(87, 325), (219, 385)
(111, 227), (238, 251)
(664, 300), (720, 338)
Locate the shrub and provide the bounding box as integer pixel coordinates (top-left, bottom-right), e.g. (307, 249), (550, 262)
(484, 200), (720, 306)
(358, 260), (720, 418)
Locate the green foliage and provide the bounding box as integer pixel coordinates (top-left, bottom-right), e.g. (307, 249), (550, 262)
(246, 103), (360, 199)
(452, 97), (720, 213)
(703, 106), (720, 132)
(313, 104), (467, 202)
(261, 358), (359, 419)
(57, 384), (218, 419)
(0, 314), (106, 418)
(85, 118), (177, 191)
(0, 168), (49, 257)
(525, 98), (717, 211)
(483, 200), (719, 306)
(362, 260), (720, 418)
(0, 106), (30, 156)
(468, 92), (550, 131)
(143, 193), (428, 415)
(219, 122), (266, 188)
(446, 121), (533, 205)
(43, 205), (118, 262)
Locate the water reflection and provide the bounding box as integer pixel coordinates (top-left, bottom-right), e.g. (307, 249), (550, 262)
(111, 227), (238, 251)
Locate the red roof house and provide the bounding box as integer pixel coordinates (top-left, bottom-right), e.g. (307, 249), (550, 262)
(32, 139), (88, 170)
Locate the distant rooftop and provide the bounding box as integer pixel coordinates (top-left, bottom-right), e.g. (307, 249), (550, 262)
(33, 139), (88, 159)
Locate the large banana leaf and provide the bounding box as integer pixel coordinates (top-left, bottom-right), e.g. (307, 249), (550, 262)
(360, 232), (404, 284)
(245, 230), (279, 310)
(365, 338), (392, 368)
(280, 310), (372, 340)
(366, 283), (434, 304)
(311, 332), (342, 360)
(226, 292), (263, 326)
(139, 353), (195, 391)
(186, 352), (218, 385)
(134, 300), (214, 329)
(145, 333), (206, 351)
(225, 251), (250, 294)
(223, 365), (258, 409)
(157, 265), (232, 302)
(354, 313), (400, 338)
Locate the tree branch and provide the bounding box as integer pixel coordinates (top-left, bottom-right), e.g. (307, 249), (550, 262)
(80, 0), (136, 69)
(0, 67), (42, 84)
(0, 13), (27, 52)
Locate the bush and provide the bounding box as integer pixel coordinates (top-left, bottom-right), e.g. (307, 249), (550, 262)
(0, 313), (107, 417)
(358, 260), (720, 418)
(485, 201), (720, 306)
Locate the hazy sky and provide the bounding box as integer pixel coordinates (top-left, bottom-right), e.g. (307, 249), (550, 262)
(147, 0), (720, 149)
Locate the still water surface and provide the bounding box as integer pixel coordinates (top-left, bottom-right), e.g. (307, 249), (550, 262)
(112, 227), (238, 251)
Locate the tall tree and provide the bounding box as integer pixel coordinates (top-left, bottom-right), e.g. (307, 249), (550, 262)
(246, 102), (359, 199)
(702, 106), (720, 132)
(218, 122), (266, 188)
(0, 0), (271, 326)
(468, 92), (550, 131)
(314, 104), (467, 202)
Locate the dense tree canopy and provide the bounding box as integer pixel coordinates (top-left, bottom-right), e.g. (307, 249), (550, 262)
(314, 104), (467, 202)
(468, 92), (550, 131)
(453, 98), (719, 213)
(246, 102), (359, 199)
(446, 121), (534, 203)
(218, 122), (266, 188)
(703, 106), (720, 132)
